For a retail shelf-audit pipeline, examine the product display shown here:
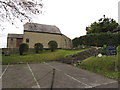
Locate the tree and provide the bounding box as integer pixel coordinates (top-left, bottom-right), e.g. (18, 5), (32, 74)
(34, 43), (43, 53)
(0, 0), (43, 30)
(86, 15), (118, 34)
(19, 43), (29, 55)
(48, 41), (58, 52)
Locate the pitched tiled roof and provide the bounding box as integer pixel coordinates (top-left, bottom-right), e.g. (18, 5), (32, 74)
(7, 34), (23, 38)
(24, 23), (62, 34)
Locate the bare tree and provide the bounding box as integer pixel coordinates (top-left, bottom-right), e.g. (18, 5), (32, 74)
(0, 0), (43, 30)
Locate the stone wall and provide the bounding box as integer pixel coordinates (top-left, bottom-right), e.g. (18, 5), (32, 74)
(2, 48), (35, 55)
(2, 48), (64, 55)
(2, 48), (19, 54)
(59, 48), (99, 64)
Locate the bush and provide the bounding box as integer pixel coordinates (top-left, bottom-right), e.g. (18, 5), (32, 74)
(101, 45), (107, 55)
(103, 45), (107, 49)
(19, 43), (29, 55)
(72, 33), (120, 47)
(34, 43), (43, 53)
(116, 45), (120, 54)
(48, 40), (58, 52)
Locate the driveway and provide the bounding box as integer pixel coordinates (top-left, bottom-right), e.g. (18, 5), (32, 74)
(1, 62), (118, 89)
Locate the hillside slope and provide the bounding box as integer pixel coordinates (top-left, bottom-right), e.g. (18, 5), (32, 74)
(78, 55), (119, 81)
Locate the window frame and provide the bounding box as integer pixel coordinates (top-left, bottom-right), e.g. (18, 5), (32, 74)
(26, 38), (29, 43)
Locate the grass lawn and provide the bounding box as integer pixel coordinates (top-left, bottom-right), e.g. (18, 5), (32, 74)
(77, 55), (120, 81)
(2, 49), (89, 64)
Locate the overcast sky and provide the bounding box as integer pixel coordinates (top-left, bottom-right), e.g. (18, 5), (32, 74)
(0, 0), (119, 48)
(37, 0), (119, 38)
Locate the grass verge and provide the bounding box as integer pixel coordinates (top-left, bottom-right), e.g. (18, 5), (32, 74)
(77, 55), (120, 81)
(2, 49), (88, 64)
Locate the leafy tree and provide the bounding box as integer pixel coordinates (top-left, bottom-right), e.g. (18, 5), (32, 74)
(86, 15), (118, 34)
(19, 43), (29, 55)
(34, 43), (43, 53)
(48, 41), (58, 52)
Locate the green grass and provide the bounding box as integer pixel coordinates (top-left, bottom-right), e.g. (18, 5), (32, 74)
(77, 55), (120, 81)
(2, 49), (89, 64)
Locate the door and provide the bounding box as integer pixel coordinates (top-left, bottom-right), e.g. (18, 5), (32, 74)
(16, 38), (23, 47)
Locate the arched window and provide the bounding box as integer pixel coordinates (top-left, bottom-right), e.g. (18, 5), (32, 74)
(26, 38), (29, 43)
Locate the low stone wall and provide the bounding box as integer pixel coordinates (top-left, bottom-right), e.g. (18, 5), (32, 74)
(2, 48), (76, 55)
(59, 48), (99, 64)
(2, 48), (19, 54)
(2, 48), (62, 55)
(2, 48), (35, 55)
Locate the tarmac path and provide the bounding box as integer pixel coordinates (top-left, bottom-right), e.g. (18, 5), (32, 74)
(1, 62), (119, 89)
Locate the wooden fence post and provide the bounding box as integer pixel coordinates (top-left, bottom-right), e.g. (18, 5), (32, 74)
(50, 68), (55, 90)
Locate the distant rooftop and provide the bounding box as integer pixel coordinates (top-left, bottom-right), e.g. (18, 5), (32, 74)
(113, 25), (120, 33)
(24, 23), (62, 34)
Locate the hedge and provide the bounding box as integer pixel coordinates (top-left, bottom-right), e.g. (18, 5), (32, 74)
(72, 33), (120, 47)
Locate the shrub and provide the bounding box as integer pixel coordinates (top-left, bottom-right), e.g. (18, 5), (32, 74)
(116, 45), (120, 54)
(72, 33), (120, 47)
(103, 45), (107, 49)
(34, 43), (43, 53)
(19, 43), (29, 55)
(101, 45), (107, 55)
(48, 40), (58, 52)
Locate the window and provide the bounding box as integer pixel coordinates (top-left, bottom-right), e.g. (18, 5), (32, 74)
(64, 39), (67, 46)
(11, 38), (13, 41)
(26, 38), (29, 43)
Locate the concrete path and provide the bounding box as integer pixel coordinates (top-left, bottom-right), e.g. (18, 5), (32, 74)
(1, 62), (118, 88)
